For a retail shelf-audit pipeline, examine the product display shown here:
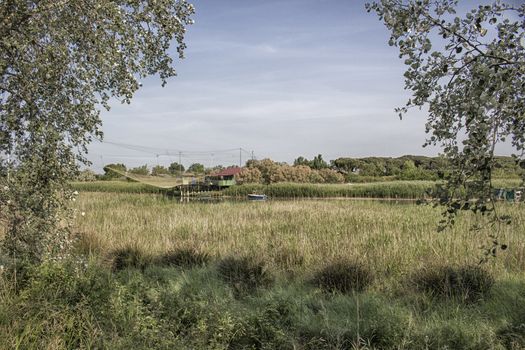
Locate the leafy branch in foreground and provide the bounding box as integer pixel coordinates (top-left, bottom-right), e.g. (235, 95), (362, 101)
(366, 0), (525, 256)
(0, 0), (194, 264)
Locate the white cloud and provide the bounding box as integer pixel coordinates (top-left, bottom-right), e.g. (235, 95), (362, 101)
(87, 0), (458, 171)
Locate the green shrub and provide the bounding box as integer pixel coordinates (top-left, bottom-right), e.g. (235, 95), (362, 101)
(311, 260), (373, 294)
(346, 174), (396, 183)
(156, 248), (210, 268)
(411, 265), (494, 302)
(217, 256), (274, 296)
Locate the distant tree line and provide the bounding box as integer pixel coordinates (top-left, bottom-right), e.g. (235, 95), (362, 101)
(236, 159), (345, 185)
(76, 155), (522, 183)
(331, 155), (523, 182)
(87, 162), (230, 181)
(331, 156), (447, 181)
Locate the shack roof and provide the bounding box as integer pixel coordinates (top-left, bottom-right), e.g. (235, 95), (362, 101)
(212, 167), (242, 177)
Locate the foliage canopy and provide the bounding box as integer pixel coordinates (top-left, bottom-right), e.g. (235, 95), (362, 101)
(367, 0), (524, 247)
(0, 0), (194, 263)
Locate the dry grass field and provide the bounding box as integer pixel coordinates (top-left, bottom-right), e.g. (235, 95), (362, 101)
(74, 192), (525, 280)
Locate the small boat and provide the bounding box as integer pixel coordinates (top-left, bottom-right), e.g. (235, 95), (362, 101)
(493, 188), (524, 202)
(247, 193), (268, 201)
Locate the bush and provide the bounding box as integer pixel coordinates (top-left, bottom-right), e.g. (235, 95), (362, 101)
(311, 260), (373, 294)
(129, 164), (149, 175)
(156, 248), (210, 269)
(76, 169), (97, 182)
(411, 265), (494, 302)
(109, 246), (150, 271)
(217, 256), (274, 296)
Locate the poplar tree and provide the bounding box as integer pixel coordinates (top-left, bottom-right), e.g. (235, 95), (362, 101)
(367, 0), (524, 257)
(0, 0), (194, 263)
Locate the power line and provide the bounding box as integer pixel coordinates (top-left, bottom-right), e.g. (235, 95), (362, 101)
(98, 139), (245, 155)
(91, 139), (258, 166)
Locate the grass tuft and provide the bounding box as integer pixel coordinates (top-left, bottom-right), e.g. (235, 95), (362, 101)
(311, 259), (373, 294)
(156, 247), (210, 268)
(217, 256), (274, 296)
(109, 246), (150, 271)
(411, 265), (494, 302)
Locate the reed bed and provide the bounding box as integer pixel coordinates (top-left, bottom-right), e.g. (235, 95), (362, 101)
(71, 180), (163, 194)
(223, 181), (436, 199)
(72, 178), (522, 199)
(74, 192), (525, 283)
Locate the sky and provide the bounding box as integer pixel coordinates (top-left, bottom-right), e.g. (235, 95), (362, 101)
(86, 0), (503, 172)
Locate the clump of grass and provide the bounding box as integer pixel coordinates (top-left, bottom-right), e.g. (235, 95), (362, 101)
(217, 256), (274, 296)
(311, 259), (373, 294)
(156, 248), (210, 268)
(109, 246), (150, 271)
(411, 265), (494, 302)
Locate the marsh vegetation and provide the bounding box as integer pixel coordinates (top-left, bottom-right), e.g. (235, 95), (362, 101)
(2, 192), (524, 349)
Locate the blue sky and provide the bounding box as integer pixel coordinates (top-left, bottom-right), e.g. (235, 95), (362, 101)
(88, 0), (460, 171)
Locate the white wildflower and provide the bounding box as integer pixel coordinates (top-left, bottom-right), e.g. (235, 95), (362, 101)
(81, 212), (85, 217)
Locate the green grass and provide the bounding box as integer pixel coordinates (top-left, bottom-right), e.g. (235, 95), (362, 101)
(2, 192), (525, 349)
(492, 178), (524, 188)
(72, 180), (163, 194)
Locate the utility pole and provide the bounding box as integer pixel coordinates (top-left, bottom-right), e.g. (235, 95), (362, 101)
(239, 148), (242, 167)
(178, 151), (182, 171)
